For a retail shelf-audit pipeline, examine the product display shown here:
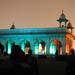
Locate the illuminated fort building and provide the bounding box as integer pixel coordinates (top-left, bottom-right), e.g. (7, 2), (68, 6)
(0, 11), (75, 56)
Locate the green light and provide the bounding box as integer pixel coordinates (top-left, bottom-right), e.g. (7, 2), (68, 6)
(21, 41), (25, 52)
(35, 43), (39, 55)
(8, 41), (12, 54)
(50, 42), (56, 55)
(21, 41), (30, 53)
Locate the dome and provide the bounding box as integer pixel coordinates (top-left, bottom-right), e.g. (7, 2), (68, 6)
(67, 22), (73, 29)
(57, 10), (68, 22)
(60, 13), (66, 20)
(10, 23), (15, 29)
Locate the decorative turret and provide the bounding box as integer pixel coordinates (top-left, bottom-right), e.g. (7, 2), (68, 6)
(57, 10), (68, 28)
(67, 21), (74, 33)
(10, 23), (15, 29)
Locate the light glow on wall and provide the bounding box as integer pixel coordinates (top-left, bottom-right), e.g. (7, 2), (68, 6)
(60, 47), (62, 55)
(21, 41), (25, 52)
(7, 41), (12, 54)
(73, 40), (75, 49)
(34, 43), (39, 55)
(49, 42), (56, 55)
(66, 43), (70, 54)
(21, 41), (30, 54)
(39, 44), (42, 55)
(44, 46), (46, 54)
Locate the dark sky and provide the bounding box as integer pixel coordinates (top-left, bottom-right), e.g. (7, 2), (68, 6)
(0, 0), (75, 34)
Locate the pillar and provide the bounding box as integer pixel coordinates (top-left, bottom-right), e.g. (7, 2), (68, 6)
(61, 38), (66, 55)
(29, 39), (34, 55)
(46, 38), (50, 57)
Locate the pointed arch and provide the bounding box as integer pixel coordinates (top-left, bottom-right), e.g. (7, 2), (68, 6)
(49, 39), (62, 55)
(39, 40), (46, 55)
(6, 40), (15, 54)
(49, 41), (56, 55)
(20, 40), (31, 54)
(39, 40), (46, 54)
(34, 41), (39, 55)
(34, 39), (46, 55)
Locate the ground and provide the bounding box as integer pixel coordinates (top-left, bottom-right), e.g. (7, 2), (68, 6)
(0, 56), (68, 75)
(38, 57), (67, 75)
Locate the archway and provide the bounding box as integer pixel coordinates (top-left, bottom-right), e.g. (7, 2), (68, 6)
(25, 41), (31, 54)
(49, 41), (56, 55)
(34, 40), (46, 55)
(34, 42), (39, 55)
(6, 40), (15, 54)
(20, 40), (31, 54)
(39, 41), (46, 55)
(49, 39), (62, 55)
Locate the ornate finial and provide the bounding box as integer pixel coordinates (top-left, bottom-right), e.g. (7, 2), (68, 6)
(67, 21), (73, 30)
(10, 22), (15, 29)
(57, 11), (68, 28)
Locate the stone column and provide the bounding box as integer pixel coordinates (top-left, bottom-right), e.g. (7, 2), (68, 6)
(46, 38), (50, 57)
(61, 38), (66, 55)
(30, 39), (35, 55)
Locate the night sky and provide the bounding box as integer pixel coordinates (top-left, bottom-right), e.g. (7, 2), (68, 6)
(0, 0), (75, 34)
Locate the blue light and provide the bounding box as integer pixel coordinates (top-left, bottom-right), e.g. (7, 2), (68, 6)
(21, 41), (25, 52)
(35, 43), (39, 55)
(8, 43), (11, 54)
(8, 40), (12, 54)
(50, 42), (56, 55)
